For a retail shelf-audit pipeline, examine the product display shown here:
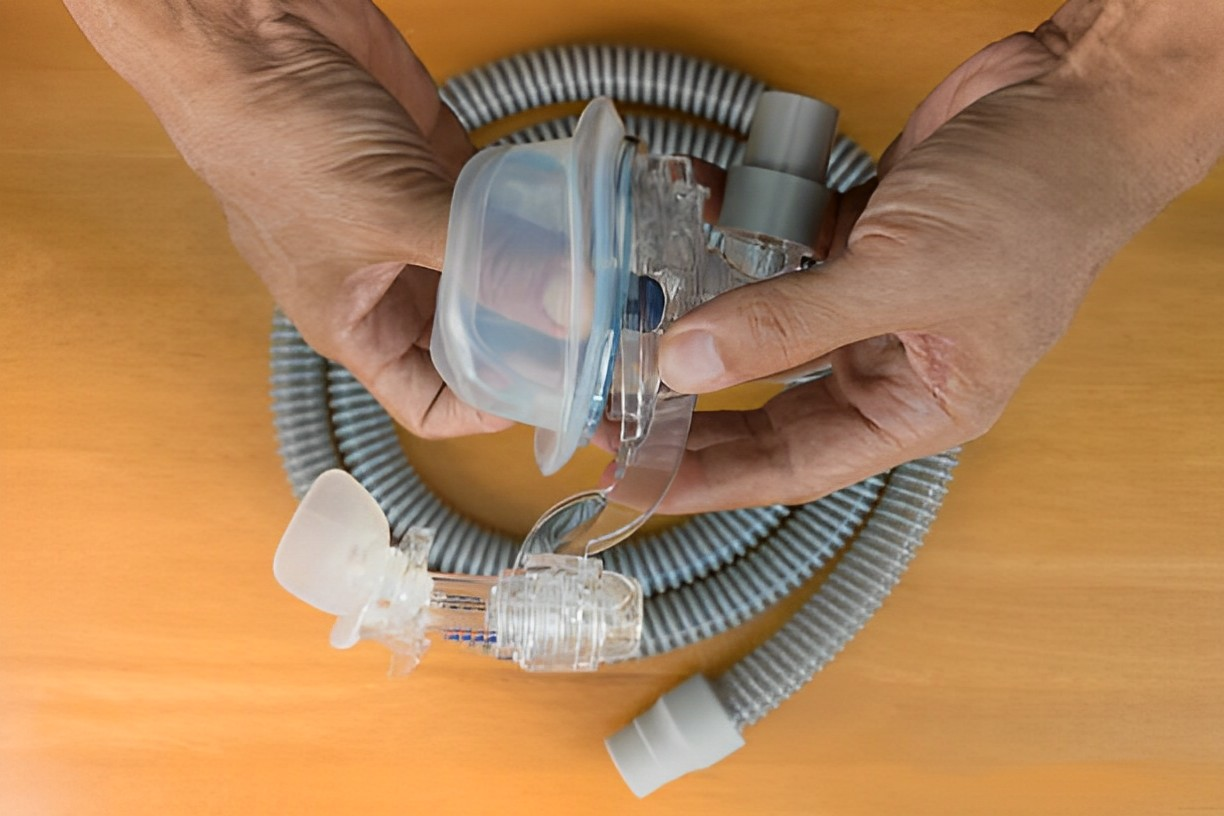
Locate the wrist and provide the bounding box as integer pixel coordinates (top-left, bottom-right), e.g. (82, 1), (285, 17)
(1047, 0), (1224, 186)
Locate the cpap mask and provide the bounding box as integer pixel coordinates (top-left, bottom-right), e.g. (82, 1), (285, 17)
(274, 91), (839, 674)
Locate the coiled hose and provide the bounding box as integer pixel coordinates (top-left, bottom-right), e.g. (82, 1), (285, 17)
(270, 44), (956, 745)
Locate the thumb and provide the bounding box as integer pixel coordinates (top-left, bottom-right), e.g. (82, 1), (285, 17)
(658, 251), (913, 393)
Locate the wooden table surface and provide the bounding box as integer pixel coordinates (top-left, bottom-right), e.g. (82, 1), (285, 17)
(2, 2), (1222, 814)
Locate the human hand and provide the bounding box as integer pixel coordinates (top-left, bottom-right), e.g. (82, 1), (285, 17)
(64, 1), (511, 438)
(656, 7), (1224, 513)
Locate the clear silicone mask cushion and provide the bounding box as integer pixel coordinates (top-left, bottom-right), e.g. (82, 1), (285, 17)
(431, 98), (635, 476)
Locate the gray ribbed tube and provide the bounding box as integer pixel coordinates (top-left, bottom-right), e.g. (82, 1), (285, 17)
(714, 454), (956, 727)
(269, 48), (956, 706)
(442, 45), (766, 134)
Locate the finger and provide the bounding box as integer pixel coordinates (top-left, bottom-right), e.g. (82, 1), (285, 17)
(683, 410), (756, 452)
(658, 248), (925, 395)
(370, 359), (514, 439)
(323, 264), (513, 439)
(657, 337), (965, 513)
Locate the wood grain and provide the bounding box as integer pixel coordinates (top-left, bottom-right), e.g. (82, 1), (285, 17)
(2, 2), (1221, 814)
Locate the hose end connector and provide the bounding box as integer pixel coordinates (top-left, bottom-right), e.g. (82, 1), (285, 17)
(605, 674), (745, 797)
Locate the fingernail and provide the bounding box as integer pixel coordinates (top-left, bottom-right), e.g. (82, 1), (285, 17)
(660, 329), (725, 392)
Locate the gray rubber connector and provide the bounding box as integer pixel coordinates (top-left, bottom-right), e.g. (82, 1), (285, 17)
(717, 90), (839, 249)
(605, 674), (745, 797)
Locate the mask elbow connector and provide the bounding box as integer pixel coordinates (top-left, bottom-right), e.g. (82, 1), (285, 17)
(274, 470), (643, 675)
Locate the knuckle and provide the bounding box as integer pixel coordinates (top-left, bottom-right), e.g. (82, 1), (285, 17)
(896, 331), (1016, 445)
